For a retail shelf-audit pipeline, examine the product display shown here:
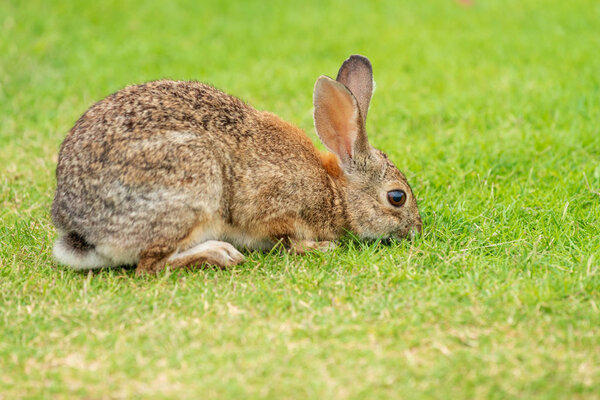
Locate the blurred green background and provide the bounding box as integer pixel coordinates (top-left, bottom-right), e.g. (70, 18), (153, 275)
(1, 1), (599, 398)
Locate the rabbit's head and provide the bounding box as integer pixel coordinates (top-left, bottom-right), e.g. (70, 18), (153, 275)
(314, 55), (422, 240)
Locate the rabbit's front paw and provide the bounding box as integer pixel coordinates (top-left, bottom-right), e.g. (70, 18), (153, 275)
(289, 239), (337, 254)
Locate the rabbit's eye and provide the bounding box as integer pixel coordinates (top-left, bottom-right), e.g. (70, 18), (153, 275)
(387, 190), (406, 207)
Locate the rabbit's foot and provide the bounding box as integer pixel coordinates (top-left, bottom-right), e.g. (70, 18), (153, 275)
(169, 240), (245, 268)
(136, 240), (244, 275)
(289, 239), (337, 254)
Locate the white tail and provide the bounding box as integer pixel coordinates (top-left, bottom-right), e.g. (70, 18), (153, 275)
(53, 236), (108, 270)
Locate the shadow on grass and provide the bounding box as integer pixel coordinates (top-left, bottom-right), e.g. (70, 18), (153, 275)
(58, 232), (422, 280)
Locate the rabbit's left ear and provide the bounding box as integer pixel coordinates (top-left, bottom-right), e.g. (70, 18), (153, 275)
(336, 55), (374, 127)
(313, 76), (370, 165)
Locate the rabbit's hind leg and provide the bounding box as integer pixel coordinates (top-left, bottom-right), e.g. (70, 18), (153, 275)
(135, 240), (245, 275)
(169, 240), (245, 269)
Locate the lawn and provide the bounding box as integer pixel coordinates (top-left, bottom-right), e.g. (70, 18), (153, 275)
(1, 0), (599, 398)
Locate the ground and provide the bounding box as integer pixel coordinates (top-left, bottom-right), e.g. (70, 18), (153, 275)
(1, 0), (599, 398)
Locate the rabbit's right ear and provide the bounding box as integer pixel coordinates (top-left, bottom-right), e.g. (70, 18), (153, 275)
(336, 55), (374, 126)
(313, 76), (370, 165)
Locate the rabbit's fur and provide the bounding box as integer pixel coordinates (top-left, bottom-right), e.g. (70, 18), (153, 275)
(52, 55), (422, 274)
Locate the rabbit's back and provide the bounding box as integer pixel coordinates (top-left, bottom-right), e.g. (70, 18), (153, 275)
(52, 81), (251, 259)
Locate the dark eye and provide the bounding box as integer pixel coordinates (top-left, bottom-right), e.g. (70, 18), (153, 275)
(387, 190), (406, 207)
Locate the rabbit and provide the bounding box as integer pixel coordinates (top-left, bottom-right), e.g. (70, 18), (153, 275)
(51, 55), (422, 274)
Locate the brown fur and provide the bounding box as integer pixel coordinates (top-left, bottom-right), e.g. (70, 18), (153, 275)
(319, 152), (344, 179)
(51, 55), (421, 273)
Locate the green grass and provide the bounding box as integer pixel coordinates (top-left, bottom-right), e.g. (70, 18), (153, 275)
(1, 0), (599, 398)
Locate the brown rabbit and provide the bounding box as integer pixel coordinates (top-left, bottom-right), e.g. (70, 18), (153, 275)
(51, 55), (422, 274)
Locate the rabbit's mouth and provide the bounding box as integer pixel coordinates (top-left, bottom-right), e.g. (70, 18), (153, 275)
(410, 221), (423, 237)
(387, 224), (422, 243)
(378, 233), (416, 246)
(408, 226), (421, 241)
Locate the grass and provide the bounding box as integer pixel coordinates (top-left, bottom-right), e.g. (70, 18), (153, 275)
(1, 0), (599, 398)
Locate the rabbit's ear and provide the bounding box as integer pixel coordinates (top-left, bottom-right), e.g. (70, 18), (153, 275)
(313, 75), (369, 164)
(336, 55), (373, 126)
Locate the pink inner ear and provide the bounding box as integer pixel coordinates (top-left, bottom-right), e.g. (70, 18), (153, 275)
(314, 77), (360, 162)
